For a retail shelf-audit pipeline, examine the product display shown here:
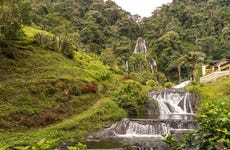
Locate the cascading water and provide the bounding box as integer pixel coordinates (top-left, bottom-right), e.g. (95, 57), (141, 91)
(132, 37), (157, 73)
(87, 89), (198, 149)
(148, 89), (196, 115)
(133, 37), (148, 56)
(112, 118), (197, 137)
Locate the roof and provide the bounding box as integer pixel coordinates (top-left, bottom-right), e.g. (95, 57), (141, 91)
(209, 59), (230, 65)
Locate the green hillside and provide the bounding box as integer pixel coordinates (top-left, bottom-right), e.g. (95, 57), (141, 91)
(0, 26), (126, 146)
(0, 0), (229, 148)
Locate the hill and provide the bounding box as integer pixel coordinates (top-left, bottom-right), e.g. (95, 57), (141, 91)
(142, 0), (230, 81)
(0, 26), (126, 146)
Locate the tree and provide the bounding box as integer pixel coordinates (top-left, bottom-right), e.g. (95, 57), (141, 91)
(184, 51), (205, 82)
(17, 0), (32, 25)
(0, 1), (22, 40)
(155, 31), (183, 81)
(112, 80), (148, 116)
(166, 52), (187, 83)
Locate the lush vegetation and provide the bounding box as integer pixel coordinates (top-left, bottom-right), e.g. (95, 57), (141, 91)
(143, 0), (230, 81)
(0, 0), (229, 148)
(164, 76), (230, 150)
(112, 80), (148, 116)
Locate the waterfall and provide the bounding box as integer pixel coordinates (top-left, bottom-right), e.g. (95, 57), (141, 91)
(99, 118), (198, 138)
(133, 37), (148, 59)
(88, 89), (198, 149)
(148, 89), (196, 114)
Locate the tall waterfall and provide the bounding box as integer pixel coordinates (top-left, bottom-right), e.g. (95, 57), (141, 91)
(133, 37), (148, 58)
(132, 37), (157, 73)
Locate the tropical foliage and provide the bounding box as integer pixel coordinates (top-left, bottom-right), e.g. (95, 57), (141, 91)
(112, 80), (148, 116)
(0, 0), (229, 148)
(164, 76), (230, 150)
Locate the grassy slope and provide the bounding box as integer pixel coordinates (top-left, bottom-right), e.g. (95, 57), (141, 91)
(0, 27), (126, 147)
(187, 76), (230, 110)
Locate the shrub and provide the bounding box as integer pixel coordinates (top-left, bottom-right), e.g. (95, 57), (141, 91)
(59, 37), (74, 59)
(80, 82), (97, 94)
(146, 80), (156, 87)
(112, 80), (148, 116)
(164, 82), (173, 88)
(67, 142), (87, 150)
(156, 72), (167, 85)
(96, 71), (111, 81)
(0, 6), (22, 40)
(34, 33), (74, 59)
(128, 72), (156, 85)
(34, 32), (53, 49)
(5, 139), (86, 150)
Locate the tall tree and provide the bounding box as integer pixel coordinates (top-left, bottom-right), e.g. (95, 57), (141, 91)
(184, 51), (206, 82)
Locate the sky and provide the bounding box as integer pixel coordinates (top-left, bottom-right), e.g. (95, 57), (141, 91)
(111, 0), (173, 17)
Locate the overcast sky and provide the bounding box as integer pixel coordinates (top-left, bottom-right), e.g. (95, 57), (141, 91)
(110, 0), (173, 17)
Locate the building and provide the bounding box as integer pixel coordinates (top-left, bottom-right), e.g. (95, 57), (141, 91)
(200, 59), (230, 84)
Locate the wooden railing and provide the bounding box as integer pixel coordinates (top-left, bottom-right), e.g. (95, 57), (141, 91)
(200, 71), (229, 84)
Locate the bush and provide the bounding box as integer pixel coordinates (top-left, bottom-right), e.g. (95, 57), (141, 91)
(34, 32), (53, 49)
(128, 72), (156, 85)
(0, 5), (22, 40)
(146, 80), (156, 87)
(112, 80), (148, 116)
(156, 72), (167, 85)
(80, 82), (97, 94)
(67, 142), (87, 150)
(164, 82), (173, 88)
(4, 140), (86, 150)
(12, 139), (59, 150)
(34, 33), (74, 59)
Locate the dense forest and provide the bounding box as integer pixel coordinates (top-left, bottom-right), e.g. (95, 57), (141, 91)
(1, 0), (229, 81)
(0, 0), (229, 148)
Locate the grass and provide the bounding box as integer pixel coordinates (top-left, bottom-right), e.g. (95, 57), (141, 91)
(22, 26), (53, 38)
(187, 76), (230, 99)
(186, 75), (230, 112)
(0, 26), (126, 147)
(0, 98), (126, 147)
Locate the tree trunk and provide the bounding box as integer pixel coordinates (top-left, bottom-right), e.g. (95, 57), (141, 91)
(192, 63), (197, 82)
(178, 64), (182, 83)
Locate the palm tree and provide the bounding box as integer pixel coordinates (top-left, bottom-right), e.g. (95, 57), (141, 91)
(184, 51), (206, 82)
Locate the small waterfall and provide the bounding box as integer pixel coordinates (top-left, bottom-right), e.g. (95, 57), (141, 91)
(89, 118), (198, 139)
(148, 89), (197, 115)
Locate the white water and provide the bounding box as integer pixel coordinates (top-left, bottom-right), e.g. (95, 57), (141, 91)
(174, 80), (191, 89)
(89, 90), (197, 149)
(125, 122), (170, 135)
(133, 37), (148, 57)
(109, 117), (197, 139)
(149, 90), (195, 114)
